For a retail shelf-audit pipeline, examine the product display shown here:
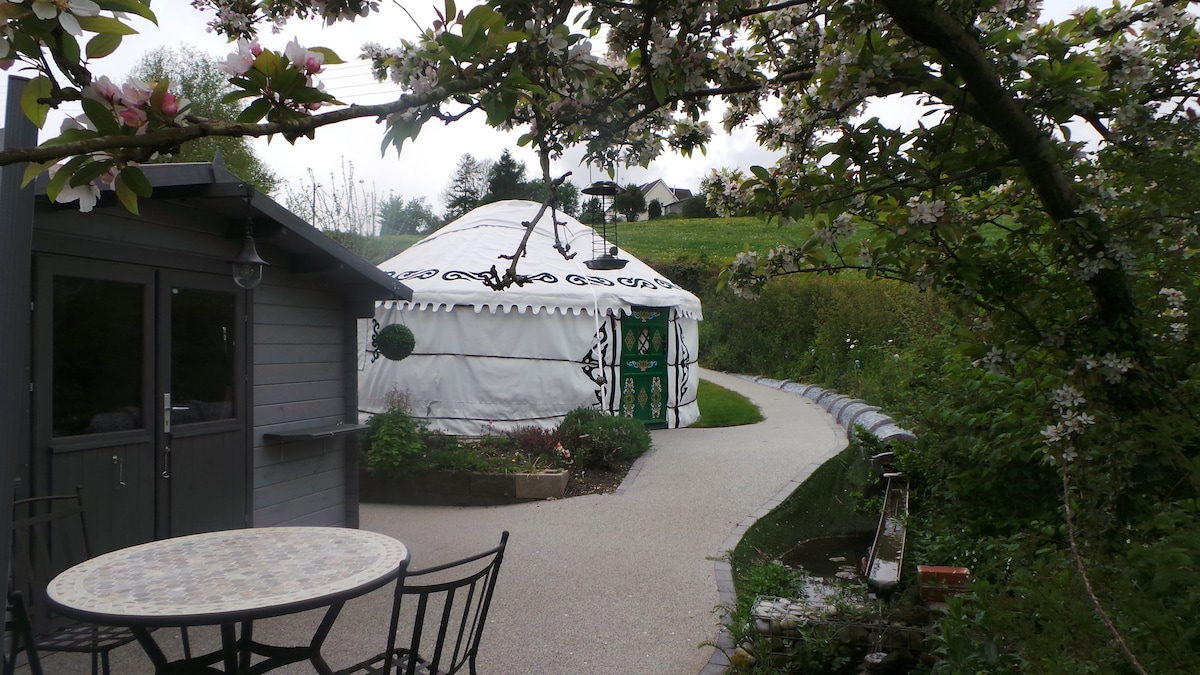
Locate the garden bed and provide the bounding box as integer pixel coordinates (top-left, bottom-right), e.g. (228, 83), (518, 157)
(360, 457), (637, 506)
(360, 467), (570, 506)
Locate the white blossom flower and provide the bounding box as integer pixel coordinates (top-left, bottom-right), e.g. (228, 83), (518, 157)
(285, 38), (325, 75)
(1041, 423), (1066, 445)
(218, 39), (258, 76)
(48, 164), (100, 213)
(907, 197), (946, 224)
(1052, 385), (1085, 411)
(32, 0), (99, 36)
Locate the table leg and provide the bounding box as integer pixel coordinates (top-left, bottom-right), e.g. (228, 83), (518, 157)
(220, 623), (240, 673)
(307, 602), (344, 675)
(131, 626), (169, 671)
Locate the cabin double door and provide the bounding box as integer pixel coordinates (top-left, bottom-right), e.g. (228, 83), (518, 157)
(32, 257), (249, 555)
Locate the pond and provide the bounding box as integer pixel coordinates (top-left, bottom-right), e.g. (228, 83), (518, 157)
(779, 532), (874, 606)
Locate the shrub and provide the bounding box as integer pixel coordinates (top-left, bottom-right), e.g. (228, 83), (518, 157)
(365, 397), (426, 475)
(557, 407), (652, 470)
(507, 425), (561, 459)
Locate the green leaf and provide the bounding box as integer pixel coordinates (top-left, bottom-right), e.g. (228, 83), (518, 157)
(45, 155), (90, 203)
(237, 98), (273, 124)
(117, 165), (152, 197)
(85, 32), (123, 59)
(651, 77), (666, 105)
(441, 32), (464, 60)
(309, 47), (343, 65)
(58, 31), (81, 65)
(21, 161), (57, 188)
(94, 0), (156, 22)
(75, 15), (139, 35)
(221, 90), (259, 104)
(69, 159), (115, 187)
(81, 98), (121, 135)
(750, 165), (772, 181)
(20, 77), (52, 128)
(113, 175), (139, 214)
(0, 4), (30, 19)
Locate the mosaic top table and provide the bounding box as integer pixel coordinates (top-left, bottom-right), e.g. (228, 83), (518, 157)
(46, 526), (409, 674)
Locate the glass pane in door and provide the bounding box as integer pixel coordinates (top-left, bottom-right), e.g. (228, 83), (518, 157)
(170, 288), (236, 425)
(52, 277), (145, 437)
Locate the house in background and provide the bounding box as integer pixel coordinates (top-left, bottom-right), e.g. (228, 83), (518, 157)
(633, 179), (694, 221)
(11, 149), (410, 557)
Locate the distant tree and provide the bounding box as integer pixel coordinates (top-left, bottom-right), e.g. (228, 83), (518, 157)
(527, 179), (580, 216)
(612, 183), (646, 222)
(483, 149), (532, 203)
(680, 197), (718, 219)
(283, 159), (377, 235)
(379, 195), (440, 235)
(580, 197), (604, 226)
(132, 47), (279, 194)
(442, 154), (490, 221)
(647, 199), (662, 220)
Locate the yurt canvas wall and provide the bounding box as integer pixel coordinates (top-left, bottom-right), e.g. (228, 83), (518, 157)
(358, 200), (702, 436)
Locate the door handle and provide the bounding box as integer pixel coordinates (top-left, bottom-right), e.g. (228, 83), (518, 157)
(162, 444), (171, 479)
(112, 455), (126, 488)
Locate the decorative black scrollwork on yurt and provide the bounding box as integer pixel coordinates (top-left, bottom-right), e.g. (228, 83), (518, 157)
(566, 274), (616, 287)
(369, 320), (416, 363)
(389, 268), (439, 281)
(580, 321), (614, 407)
(617, 276), (660, 289)
(443, 270), (496, 282)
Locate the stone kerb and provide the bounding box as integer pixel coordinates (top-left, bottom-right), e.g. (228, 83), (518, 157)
(825, 396), (856, 420)
(837, 401), (879, 430)
(735, 375), (914, 448)
(874, 424), (918, 446)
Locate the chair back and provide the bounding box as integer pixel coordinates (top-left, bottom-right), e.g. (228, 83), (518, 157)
(384, 531), (509, 675)
(10, 487), (93, 634)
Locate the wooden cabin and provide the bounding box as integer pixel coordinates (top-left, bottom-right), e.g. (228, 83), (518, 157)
(12, 157), (410, 556)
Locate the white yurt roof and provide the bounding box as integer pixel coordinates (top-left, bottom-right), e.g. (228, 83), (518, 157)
(379, 200), (702, 319)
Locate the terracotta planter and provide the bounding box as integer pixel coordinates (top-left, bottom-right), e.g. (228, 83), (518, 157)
(360, 468), (569, 506)
(917, 565), (971, 603)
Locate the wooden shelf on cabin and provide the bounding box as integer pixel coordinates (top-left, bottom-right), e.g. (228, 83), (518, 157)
(263, 423), (368, 443)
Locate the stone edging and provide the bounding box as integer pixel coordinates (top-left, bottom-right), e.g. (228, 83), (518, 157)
(700, 377), (915, 674)
(743, 376), (916, 446)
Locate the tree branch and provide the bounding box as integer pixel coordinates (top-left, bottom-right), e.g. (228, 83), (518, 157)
(0, 61), (512, 168)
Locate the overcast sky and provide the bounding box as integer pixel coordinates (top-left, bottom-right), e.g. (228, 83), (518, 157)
(3, 1), (1089, 217)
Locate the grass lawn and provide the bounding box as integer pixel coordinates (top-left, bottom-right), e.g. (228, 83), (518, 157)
(351, 216), (808, 265)
(616, 216), (806, 261)
(693, 379), (764, 427)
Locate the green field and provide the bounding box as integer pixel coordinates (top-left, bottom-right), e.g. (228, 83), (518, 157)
(352, 216), (806, 265)
(614, 216), (807, 262)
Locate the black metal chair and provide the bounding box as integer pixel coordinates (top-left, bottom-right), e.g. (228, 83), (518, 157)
(335, 531), (509, 675)
(6, 487), (187, 675)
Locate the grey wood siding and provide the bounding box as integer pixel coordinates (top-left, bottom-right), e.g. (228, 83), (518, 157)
(251, 278), (355, 527)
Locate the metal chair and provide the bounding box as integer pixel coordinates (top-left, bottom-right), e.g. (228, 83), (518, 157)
(335, 531), (509, 675)
(6, 487), (187, 675)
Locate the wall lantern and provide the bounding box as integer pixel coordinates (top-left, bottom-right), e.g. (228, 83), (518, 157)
(581, 180), (628, 270)
(231, 229), (269, 289)
(230, 185), (269, 289)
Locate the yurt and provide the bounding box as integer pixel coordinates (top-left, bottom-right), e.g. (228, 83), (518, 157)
(358, 199), (702, 435)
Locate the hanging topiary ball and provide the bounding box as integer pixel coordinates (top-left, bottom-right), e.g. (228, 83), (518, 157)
(376, 323), (416, 361)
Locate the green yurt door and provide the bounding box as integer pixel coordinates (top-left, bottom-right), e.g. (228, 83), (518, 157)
(620, 307), (668, 428)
